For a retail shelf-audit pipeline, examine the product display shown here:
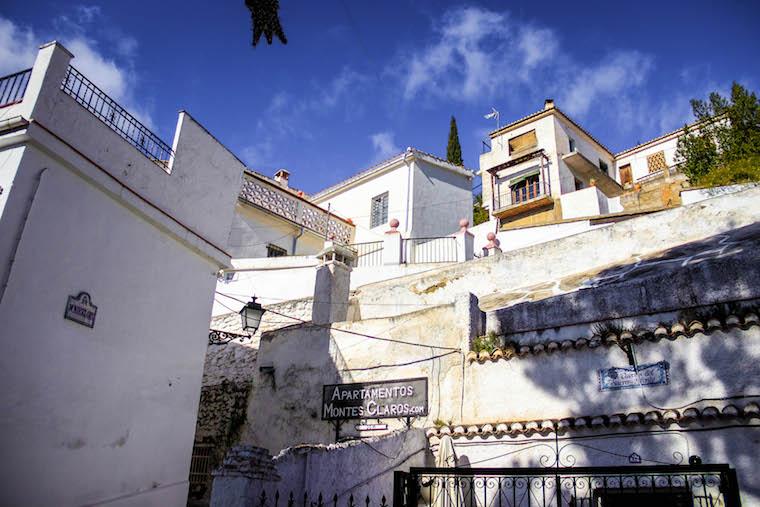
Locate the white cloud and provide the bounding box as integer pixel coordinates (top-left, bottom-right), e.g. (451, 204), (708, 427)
(370, 131), (400, 161)
(0, 14), (154, 128)
(561, 51), (654, 117)
(398, 7), (559, 102)
(0, 17), (37, 76)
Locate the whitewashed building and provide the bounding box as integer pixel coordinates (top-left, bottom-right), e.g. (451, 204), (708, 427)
(312, 147), (474, 243)
(475, 100), (701, 252)
(0, 42), (243, 506)
(206, 186), (760, 506)
(212, 148), (474, 314)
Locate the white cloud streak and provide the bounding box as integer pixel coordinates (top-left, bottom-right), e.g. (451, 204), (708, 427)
(0, 12), (153, 128)
(370, 132), (400, 162)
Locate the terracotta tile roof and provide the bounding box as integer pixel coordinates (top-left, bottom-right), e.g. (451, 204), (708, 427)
(467, 310), (758, 364)
(426, 400), (760, 440)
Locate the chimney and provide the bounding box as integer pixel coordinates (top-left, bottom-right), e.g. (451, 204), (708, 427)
(274, 169), (290, 188)
(544, 99), (555, 110)
(312, 241), (356, 325)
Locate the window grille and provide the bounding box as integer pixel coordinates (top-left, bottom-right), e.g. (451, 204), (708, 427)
(266, 244), (287, 258)
(370, 192), (389, 228)
(647, 150), (668, 173)
(599, 159), (609, 175)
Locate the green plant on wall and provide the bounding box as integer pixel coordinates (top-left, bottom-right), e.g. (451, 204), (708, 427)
(471, 331), (500, 353)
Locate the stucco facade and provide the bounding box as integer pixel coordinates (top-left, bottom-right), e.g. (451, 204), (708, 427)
(312, 149), (474, 243)
(203, 186), (760, 505)
(0, 42), (241, 506)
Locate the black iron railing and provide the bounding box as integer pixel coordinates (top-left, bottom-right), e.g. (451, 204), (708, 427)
(349, 241), (384, 267)
(402, 237), (457, 264)
(61, 66), (174, 170)
(395, 465), (741, 507)
(253, 491), (389, 507)
(0, 68), (31, 108)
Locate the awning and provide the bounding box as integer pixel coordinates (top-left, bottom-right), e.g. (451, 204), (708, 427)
(508, 168), (540, 186)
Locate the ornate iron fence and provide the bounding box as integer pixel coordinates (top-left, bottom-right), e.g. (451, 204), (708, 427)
(60, 66), (174, 169)
(402, 237), (457, 264)
(349, 241), (384, 267)
(253, 491), (389, 507)
(0, 68), (31, 108)
(394, 465), (741, 507)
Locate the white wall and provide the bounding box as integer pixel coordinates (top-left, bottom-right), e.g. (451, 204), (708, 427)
(552, 115), (615, 193)
(0, 163), (219, 506)
(315, 161), (413, 243)
(227, 204), (325, 259)
(615, 134), (680, 181)
(560, 186), (606, 219)
(411, 159), (472, 237)
(681, 183), (758, 205)
(0, 42), (242, 506)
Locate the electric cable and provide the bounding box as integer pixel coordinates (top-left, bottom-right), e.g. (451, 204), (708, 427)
(214, 291), (460, 351)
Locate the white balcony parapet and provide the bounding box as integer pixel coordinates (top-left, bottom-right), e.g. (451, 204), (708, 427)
(238, 173), (354, 245)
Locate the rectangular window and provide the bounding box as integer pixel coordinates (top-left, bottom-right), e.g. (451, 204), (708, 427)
(568, 137), (576, 152)
(508, 130), (538, 155)
(266, 244), (287, 257)
(575, 178), (585, 191)
(510, 173), (541, 204)
(619, 164), (633, 186)
(647, 150), (668, 173)
(370, 191), (389, 228)
(599, 159), (609, 175)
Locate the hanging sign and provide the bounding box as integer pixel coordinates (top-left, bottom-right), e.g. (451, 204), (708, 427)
(598, 361), (670, 391)
(64, 292), (98, 328)
(322, 377), (428, 421)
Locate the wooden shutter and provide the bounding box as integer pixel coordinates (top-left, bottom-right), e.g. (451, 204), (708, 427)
(619, 164), (632, 186)
(508, 130), (538, 154)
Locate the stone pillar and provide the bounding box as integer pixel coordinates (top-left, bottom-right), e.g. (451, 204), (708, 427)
(210, 445), (280, 507)
(312, 241), (355, 325)
(483, 232), (502, 257)
(383, 218), (403, 265)
(452, 218), (474, 262)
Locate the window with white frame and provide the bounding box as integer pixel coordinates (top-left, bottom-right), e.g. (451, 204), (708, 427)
(370, 192), (389, 228)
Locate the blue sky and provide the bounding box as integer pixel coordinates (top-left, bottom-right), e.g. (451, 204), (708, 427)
(2, 1), (759, 194)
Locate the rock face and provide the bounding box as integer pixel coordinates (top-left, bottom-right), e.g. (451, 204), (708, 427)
(214, 445), (280, 481)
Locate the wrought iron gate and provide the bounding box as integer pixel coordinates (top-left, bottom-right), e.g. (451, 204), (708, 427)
(393, 465), (741, 507)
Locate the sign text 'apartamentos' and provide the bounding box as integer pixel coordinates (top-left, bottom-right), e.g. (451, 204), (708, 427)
(322, 378), (428, 421)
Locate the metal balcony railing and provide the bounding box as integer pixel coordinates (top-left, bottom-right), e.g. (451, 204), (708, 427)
(0, 68), (31, 108)
(349, 241), (384, 267)
(61, 66), (174, 170)
(495, 179), (550, 210)
(401, 237), (457, 264)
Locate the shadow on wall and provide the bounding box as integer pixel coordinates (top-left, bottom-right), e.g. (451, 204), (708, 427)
(502, 223), (760, 499)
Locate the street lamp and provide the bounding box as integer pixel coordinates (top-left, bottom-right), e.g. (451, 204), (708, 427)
(239, 296), (265, 333)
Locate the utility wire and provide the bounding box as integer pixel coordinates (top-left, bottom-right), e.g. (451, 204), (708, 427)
(214, 291), (460, 351)
(341, 350), (459, 371)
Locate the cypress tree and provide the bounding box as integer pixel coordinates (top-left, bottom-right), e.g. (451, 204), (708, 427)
(446, 116), (464, 166)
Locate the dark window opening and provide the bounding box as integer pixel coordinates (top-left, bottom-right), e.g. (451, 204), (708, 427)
(266, 244), (287, 257)
(599, 159), (609, 175)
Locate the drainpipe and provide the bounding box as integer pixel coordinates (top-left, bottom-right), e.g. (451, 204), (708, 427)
(0, 167), (47, 304)
(291, 225), (304, 254)
(403, 148), (413, 235)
